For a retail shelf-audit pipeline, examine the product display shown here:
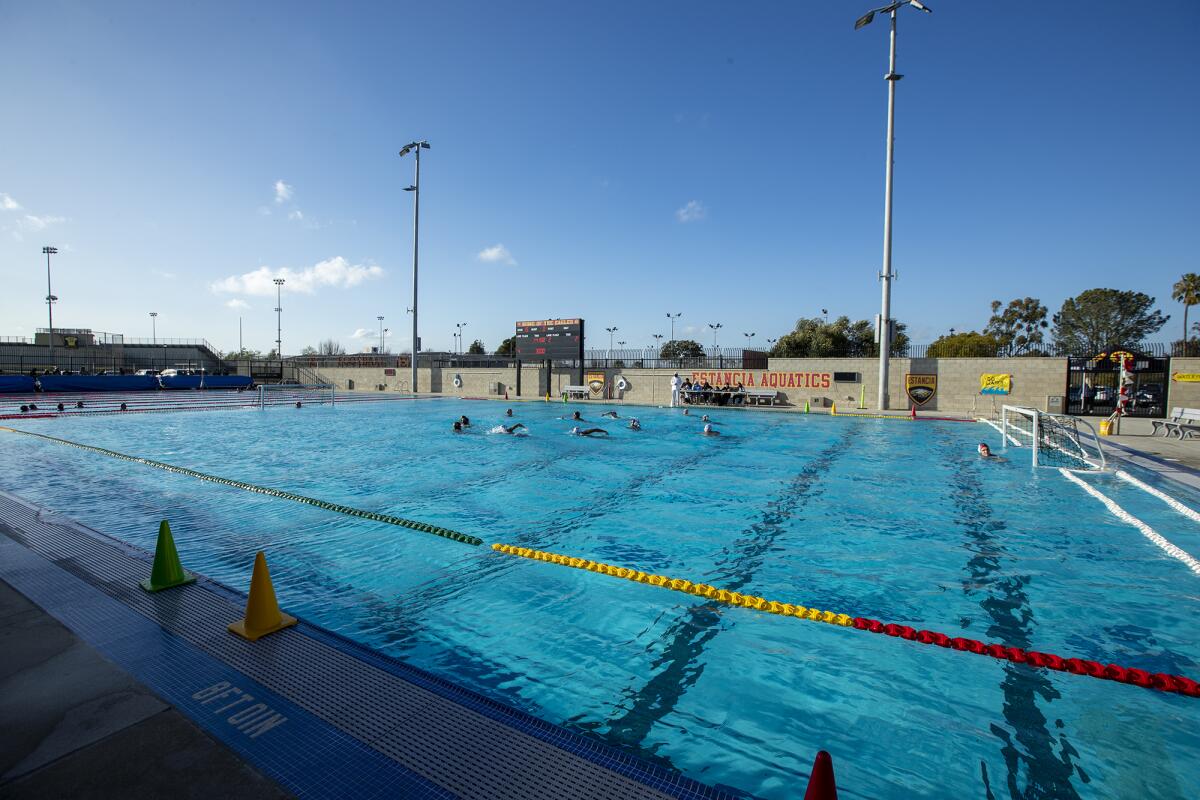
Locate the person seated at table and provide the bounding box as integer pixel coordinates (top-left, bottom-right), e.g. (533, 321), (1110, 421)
(681, 380), (694, 403)
(732, 382), (746, 405)
(700, 381), (713, 403)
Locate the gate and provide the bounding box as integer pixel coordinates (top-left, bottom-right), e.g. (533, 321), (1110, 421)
(1066, 352), (1167, 418)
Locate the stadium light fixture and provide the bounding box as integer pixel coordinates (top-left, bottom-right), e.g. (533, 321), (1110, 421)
(606, 326), (619, 359)
(666, 312), (682, 343)
(42, 246), (59, 366)
(743, 332), (756, 349)
(456, 322), (468, 355)
(856, 0), (932, 410)
(708, 322), (723, 353)
(273, 278), (285, 358)
(150, 311), (158, 345)
(399, 140), (430, 392)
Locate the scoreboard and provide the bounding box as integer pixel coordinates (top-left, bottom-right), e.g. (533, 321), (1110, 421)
(514, 318), (584, 360)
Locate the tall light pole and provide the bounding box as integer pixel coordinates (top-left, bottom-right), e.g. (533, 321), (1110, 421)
(456, 322), (468, 355)
(652, 333), (664, 351)
(400, 140), (430, 393)
(708, 322), (723, 354)
(767, 337), (778, 349)
(856, 0), (932, 409)
(150, 312), (158, 345)
(377, 315), (385, 354)
(43, 246), (58, 366)
(743, 332), (756, 350)
(383, 328), (388, 353)
(273, 277), (285, 358)
(666, 312), (682, 343)
(606, 326), (618, 361)
(822, 308), (829, 324)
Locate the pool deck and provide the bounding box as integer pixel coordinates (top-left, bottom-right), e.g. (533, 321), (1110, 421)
(0, 490), (735, 800)
(1095, 417), (1200, 491)
(0, 576), (291, 798)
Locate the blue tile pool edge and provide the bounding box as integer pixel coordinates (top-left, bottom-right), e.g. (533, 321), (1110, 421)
(0, 490), (741, 800)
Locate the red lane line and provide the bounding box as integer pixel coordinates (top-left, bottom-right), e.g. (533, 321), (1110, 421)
(851, 617), (1200, 698)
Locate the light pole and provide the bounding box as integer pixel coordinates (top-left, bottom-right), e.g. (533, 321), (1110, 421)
(377, 315), (385, 354)
(606, 326), (618, 361)
(383, 328), (389, 353)
(273, 278), (285, 358)
(667, 312), (682, 343)
(399, 140), (430, 393)
(456, 322), (468, 355)
(150, 312), (158, 345)
(652, 333), (664, 350)
(452, 331), (459, 354)
(856, 0), (932, 409)
(767, 337), (778, 349)
(743, 332), (756, 350)
(43, 246), (58, 366)
(708, 322), (723, 354)
(822, 308), (829, 324)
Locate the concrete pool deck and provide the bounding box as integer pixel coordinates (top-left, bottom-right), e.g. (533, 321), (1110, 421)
(0, 576), (291, 798)
(0, 490), (735, 800)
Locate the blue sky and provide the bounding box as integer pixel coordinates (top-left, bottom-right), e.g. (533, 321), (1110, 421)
(2, 1), (1197, 354)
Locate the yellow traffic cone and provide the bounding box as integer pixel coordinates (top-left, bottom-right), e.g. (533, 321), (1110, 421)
(830, 402), (837, 416)
(228, 552), (297, 641)
(139, 520), (195, 592)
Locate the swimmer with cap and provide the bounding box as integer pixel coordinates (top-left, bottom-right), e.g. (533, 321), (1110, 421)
(702, 423), (720, 436)
(628, 418), (641, 431)
(571, 426), (608, 437)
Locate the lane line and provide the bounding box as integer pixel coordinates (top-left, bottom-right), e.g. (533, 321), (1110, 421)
(1058, 468), (1200, 576)
(1115, 469), (1200, 526)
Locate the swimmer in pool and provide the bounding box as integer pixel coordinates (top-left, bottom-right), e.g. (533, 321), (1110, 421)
(978, 442), (1005, 461)
(571, 427), (608, 437)
(628, 418), (641, 431)
(600, 410), (619, 419)
(453, 421), (464, 432)
(560, 410), (585, 421)
(500, 423), (526, 434)
(701, 423), (720, 436)
(683, 408), (690, 416)
(460, 415), (471, 427)
(701, 414), (717, 423)
(505, 408), (514, 417)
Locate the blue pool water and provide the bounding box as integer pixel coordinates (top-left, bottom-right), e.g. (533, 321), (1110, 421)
(2, 399), (1198, 799)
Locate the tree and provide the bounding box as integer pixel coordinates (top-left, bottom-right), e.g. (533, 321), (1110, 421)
(1051, 289), (1168, 355)
(769, 316), (908, 358)
(925, 331), (998, 358)
(659, 339), (704, 359)
(467, 339), (486, 355)
(301, 345), (318, 355)
(985, 297), (1048, 356)
(319, 339), (346, 355)
(1172, 274), (1200, 351)
(495, 336), (516, 356)
(225, 348), (262, 360)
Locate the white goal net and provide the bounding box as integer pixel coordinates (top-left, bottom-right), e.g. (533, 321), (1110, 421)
(1000, 405), (1105, 470)
(257, 383), (336, 408)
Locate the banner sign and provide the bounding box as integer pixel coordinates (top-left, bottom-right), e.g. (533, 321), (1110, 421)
(979, 373), (1011, 395)
(690, 371), (831, 389)
(586, 371), (606, 396)
(64, 335), (79, 349)
(905, 373), (937, 406)
(1172, 372), (1200, 383)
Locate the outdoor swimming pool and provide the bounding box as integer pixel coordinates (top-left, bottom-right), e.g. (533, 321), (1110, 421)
(1, 399), (1198, 799)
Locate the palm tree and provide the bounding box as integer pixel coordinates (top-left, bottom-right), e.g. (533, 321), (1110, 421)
(1173, 274), (1200, 354)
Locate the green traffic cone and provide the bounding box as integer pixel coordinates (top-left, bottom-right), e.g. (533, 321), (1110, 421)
(140, 520), (196, 592)
(804, 400), (810, 414)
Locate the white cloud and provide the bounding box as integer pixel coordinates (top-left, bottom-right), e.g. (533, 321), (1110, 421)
(477, 243), (517, 266)
(349, 328), (371, 339)
(675, 200), (706, 223)
(288, 209), (303, 221)
(274, 180), (293, 204)
(154, 270), (177, 279)
(18, 214), (66, 231)
(210, 256), (385, 296)
(225, 298), (251, 310)
(1, 193), (20, 211)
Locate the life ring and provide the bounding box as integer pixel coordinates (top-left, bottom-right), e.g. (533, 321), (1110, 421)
(616, 377), (629, 391)
(453, 374), (463, 388)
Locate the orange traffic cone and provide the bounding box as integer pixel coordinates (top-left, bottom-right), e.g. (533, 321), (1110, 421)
(803, 750), (839, 800)
(228, 552), (297, 641)
(911, 404), (917, 419)
(504, 389), (509, 400)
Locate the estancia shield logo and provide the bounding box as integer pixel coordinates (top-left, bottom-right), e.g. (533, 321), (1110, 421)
(586, 371), (606, 397)
(905, 373), (937, 406)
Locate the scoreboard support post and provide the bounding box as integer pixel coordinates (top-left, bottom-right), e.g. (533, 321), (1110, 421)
(515, 359), (521, 397)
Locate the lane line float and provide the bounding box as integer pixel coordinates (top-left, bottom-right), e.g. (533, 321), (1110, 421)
(491, 543), (1200, 699)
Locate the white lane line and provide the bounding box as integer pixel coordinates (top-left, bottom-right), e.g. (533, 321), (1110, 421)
(1116, 469), (1200, 526)
(980, 417), (1022, 447)
(1059, 468), (1200, 576)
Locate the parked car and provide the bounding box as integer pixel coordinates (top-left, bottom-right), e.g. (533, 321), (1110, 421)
(134, 369), (160, 376)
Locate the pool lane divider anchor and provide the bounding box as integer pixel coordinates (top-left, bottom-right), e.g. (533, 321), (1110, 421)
(490, 544), (1200, 700)
(139, 519), (196, 592)
(228, 551), (297, 641)
(0, 427), (483, 547)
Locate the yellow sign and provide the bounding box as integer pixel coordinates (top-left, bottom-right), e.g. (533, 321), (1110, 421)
(586, 371), (606, 397)
(905, 373), (937, 406)
(1172, 372), (1200, 383)
(980, 373), (1011, 395)
(63, 335), (79, 349)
